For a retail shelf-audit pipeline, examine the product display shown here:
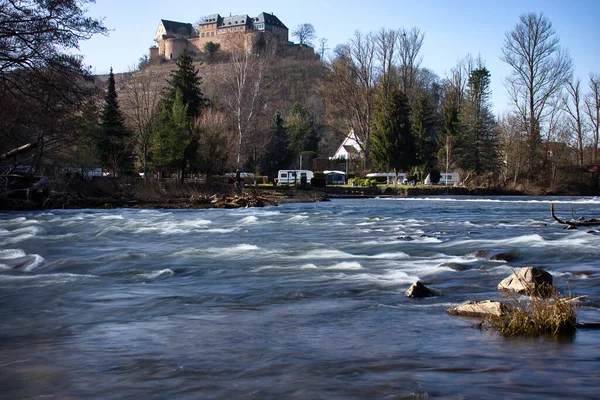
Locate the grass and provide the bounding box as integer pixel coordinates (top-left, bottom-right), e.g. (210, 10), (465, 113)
(484, 291), (579, 337)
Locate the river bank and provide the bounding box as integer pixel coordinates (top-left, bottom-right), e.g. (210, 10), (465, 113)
(0, 173), (590, 211)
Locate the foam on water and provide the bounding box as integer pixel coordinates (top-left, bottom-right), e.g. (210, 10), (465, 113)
(0, 249), (27, 259)
(324, 261), (363, 270)
(286, 215), (310, 223)
(378, 196), (600, 205)
(293, 249), (356, 260)
(138, 269), (174, 280)
(239, 216), (259, 224)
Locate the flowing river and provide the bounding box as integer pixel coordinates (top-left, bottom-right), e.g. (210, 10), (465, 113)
(1, 196), (599, 399)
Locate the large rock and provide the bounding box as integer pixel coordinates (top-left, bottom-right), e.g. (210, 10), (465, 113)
(497, 266), (554, 296)
(405, 281), (441, 298)
(446, 300), (508, 318)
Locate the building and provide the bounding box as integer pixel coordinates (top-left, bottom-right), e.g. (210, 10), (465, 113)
(150, 12), (289, 62)
(331, 129), (363, 160)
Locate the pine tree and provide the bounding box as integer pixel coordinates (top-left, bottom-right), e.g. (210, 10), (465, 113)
(370, 87), (414, 179)
(411, 90), (437, 181)
(152, 48), (206, 180)
(286, 103), (319, 165)
(456, 67), (499, 181)
(165, 48), (205, 120)
(98, 67), (134, 175)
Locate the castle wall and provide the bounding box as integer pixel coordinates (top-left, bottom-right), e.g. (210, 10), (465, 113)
(163, 38), (188, 60)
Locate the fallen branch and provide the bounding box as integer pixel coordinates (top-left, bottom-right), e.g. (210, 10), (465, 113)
(550, 203), (600, 227)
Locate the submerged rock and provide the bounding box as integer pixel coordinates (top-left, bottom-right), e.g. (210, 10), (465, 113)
(489, 249), (522, 262)
(439, 262), (473, 271)
(497, 266), (554, 296)
(405, 281), (441, 298)
(446, 300), (508, 318)
(473, 249), (522, 262)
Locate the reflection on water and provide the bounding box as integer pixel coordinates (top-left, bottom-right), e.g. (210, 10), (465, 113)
(1, 196), (600, 399)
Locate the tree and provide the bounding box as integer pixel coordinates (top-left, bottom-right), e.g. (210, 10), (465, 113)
(585, 74), (600, 164)
(97, 68), (134, 175)
(0, 0), (107, 91)
(318, 38), (329, 61)
(370, 87), (413, 180)
(501, 12), (573, 181)
(151, 89), (190, 178)
(219, 34), (279, 170)
(286, 102), (319, 167)
(122, 66), (166, 180)
(153, 48), (206, 181)
(411, 89), (437, 180)
(563, 78), (586, 165)
(204, 41), (221, 60)
(164, 48), (205, 120)
(191, 109), (233, 184)
(455, 67), (499, 182)
(374, 28), (400, 100)
(262, 111), (290, 178)
(292, 23), (316, 46)
(398, 27), (425, 99)
(322, 30), (376, 169)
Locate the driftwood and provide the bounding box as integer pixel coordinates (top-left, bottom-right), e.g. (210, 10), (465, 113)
(0, 142), (36, 161)
(550, 203), (600, 227)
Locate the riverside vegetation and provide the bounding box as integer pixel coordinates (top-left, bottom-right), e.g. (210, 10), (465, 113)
(1, 2), (599, 199)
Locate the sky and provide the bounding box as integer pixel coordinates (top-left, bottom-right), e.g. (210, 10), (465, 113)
(78, 0), (600, 115)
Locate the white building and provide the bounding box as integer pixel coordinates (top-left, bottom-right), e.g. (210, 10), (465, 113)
(331, 129), (362, 160)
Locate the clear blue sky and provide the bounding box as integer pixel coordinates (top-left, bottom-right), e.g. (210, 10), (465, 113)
(78, 0), (600, 114)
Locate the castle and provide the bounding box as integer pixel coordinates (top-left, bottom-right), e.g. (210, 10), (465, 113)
(149, 12), (289, 62)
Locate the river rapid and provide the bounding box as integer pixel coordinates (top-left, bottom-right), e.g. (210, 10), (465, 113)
(1, 196), (599, 399)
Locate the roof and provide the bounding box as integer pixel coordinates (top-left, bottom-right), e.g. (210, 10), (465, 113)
(160, 19), (195, 36)
(221, 14), (250, 27)
(254, 12), (287, 29)
(202, 14), (221, 24)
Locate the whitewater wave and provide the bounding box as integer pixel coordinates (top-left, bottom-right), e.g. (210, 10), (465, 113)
(324, 261), (363, 270)
(138, 269), (174, 280)
(377, 196), (600, 205)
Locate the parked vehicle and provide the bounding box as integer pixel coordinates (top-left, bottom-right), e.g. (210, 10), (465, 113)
(276, 170), (313, 185)
(366, 172), (407, 185)
(424, 172), (460, 185)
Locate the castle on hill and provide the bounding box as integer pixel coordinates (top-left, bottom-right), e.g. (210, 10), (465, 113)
(149, 12), (289, 62)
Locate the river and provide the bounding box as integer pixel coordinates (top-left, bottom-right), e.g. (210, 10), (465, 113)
(1, 196), (599, 399)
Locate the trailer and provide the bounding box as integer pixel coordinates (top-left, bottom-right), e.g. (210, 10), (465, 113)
(276, 170), (314, 185)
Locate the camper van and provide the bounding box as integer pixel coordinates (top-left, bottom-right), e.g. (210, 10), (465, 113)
(366, 172), (407, 185)
(276, 170), (314, 185)
(424, 172), (460, 186)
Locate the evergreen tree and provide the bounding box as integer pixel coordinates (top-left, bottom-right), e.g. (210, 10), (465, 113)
(437, 88), (461, 176)
(151, 90), (191, 176)
(286, 103), (319, 164)
(455, 67), (499, 181)
(165, 48), (205, 120)
(97, 67), (134, 175)
(411, 90), (437, 181)
(262, 111), (290, 178)
(370, 87), (414, 179)
(152, 48), (206, 181)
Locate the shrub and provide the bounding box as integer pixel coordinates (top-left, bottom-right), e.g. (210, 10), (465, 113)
(484, 293), (578, 337)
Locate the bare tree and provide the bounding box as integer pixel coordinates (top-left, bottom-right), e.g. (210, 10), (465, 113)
(219, 34), (279, 170)
(398, 27), (425, 98)
(318, 38), (329, 61)
(563, 78), (586, 165)
(501, 12), (573, 180)
(292, 23), (316, 46)
(585, 74), (600, 164)
(323, 30), (376, 168)
(374, 28), (400, 99)
(121, 66), (166, 180)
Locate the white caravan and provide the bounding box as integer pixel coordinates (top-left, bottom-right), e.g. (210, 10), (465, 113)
(277, 170), (314, 185)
